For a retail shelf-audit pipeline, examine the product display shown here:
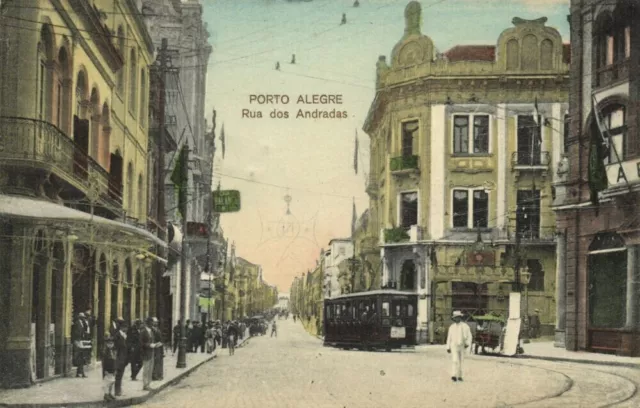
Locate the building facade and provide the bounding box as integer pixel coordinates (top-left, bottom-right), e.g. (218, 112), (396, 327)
(363, 2), (569, 343)
(555, 0), (638, 355)
(141, 0), (213, 332)
(0, 0), (161, 387)
(323, 239), (353, 298)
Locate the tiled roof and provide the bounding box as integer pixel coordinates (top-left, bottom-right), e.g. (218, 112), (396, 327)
(445, 45), (496, 62)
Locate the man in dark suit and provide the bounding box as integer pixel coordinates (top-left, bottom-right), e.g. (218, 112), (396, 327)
(127, 319), (143, 380)
(113, 318), (129, 397)
(72, 313), (87, 378)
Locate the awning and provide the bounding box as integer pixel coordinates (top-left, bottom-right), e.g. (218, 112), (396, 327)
(0, 195), (166, 248)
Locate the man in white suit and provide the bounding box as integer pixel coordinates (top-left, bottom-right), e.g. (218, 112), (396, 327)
(446, 310), (472, 382)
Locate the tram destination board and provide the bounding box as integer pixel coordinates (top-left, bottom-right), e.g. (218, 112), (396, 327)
(213, 190), (241, 213)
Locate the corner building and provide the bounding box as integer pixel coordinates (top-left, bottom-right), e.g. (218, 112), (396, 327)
(0, 0), (162, 387)
(363, 2), (569, 343)
(555, 0), (639, 355)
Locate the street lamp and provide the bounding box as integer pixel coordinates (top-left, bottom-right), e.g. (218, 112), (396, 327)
(521, 267), (532, 344)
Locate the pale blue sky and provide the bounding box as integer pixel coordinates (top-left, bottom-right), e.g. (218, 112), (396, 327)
(200, 0), (570, 291)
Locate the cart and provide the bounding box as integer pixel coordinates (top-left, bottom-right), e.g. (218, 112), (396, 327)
(472, 314), (505, 355)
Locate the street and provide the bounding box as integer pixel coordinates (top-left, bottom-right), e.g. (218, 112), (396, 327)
(141, 319), (640, 408)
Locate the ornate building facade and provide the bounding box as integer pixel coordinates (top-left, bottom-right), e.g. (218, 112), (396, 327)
(141, 0), (213, 332)
(0, 0), (161, 387)
(555, 0), (639, 355)
(363, 2), (569, 343)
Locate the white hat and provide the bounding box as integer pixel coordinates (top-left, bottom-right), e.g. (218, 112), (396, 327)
(452, 310), (463, 318)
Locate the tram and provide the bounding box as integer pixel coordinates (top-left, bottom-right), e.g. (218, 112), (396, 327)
(323, 290), (418, 351)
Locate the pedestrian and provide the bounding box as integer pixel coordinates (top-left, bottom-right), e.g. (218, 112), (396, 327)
(101, 334), (117, 401)
(140, 317), (154, 391)
(72, 313), (88, 378)
(227, 327), (235, 356)
(151, 317), (164, 381)
(128, 319), (143, 381)
(271, 320), (277, 338)
(199, 321), (206, 353)
(113, 318), (128, 397)
(185, 320), (192, 352)
(205, 323), (215, 353)
(446, 310), (472, 382)
(172, 322), (180, 355)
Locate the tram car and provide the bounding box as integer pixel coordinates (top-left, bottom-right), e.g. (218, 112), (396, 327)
(323, 290), (418, 351)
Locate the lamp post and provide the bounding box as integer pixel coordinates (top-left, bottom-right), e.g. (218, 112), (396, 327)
(521, 267), (531, 344)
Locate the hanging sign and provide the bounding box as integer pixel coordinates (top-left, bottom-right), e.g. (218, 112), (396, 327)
(212, 190), (241, 213)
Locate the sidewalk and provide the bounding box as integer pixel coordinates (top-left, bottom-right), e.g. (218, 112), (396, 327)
(0, 333), (251, 408)
(520, 341), (640, 368)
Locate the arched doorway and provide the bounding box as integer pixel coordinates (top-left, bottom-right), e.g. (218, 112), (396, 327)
(97, 254), (107, 359)
(400, 259), (416, 290)
(123, 259), (132, 324)
(31, 231), (48, 380)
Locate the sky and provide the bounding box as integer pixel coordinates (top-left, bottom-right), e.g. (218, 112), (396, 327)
(200, 0), (570, 292)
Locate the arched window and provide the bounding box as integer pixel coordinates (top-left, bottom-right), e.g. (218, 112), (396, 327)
(38, 25), (54, 122)
(506, 39), (519, 70)
(129, 48), (137, 114)
(540, 39), (553, 70)
(594, 11), (614, 70)
(89, 87), (100, 160)
(75, 71), (86, 118)
(117, 26), (125, 93)
(521, 34), (538, 71)
(127, 162), (134, 215)
(138, 173), (144, 219)
(100, 103), (111, 169)
(139, 69), (146, 126)
(57, 47), (72, 133)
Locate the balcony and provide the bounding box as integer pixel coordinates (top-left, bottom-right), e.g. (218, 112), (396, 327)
(381, 225), (422, 245)
(594, 61), (630, 90)
(390, 155), (419, 175)
(511, 151), (550, 181)
(0, 116), (123, 214)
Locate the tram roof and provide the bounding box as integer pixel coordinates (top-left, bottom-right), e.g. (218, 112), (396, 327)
(326, 290), (418, 301)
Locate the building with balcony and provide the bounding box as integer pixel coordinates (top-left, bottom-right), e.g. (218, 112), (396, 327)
(555, 0), (639, 355)
(362, 2), (569, 344)
(0, 0), (163, 388)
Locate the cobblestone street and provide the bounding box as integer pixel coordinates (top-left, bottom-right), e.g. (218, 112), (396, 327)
(141, 319), (640, 408)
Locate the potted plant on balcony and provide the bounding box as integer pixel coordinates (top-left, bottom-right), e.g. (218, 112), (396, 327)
(384, 227), (410, 243)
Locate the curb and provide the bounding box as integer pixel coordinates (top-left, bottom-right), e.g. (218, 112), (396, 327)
(520, 354), (640, 369)
(0, 335), (253, 408)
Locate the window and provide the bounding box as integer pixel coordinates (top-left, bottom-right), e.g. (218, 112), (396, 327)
(407, 304), (414, 317)
(117, 26), (125, 93)
(400, 192), (418, 228)
(138, 174), (144, 219)
(129, 48), (137, 114)
(516, 115), (542, 165)
(338, 246), (345, 256)
(452, 190), (468, 228)
(401, 120), (418, 157)
(624, 26), (631, 59)
(526, 259), (544, 292)
(381, 301), (390, 317)
(452, 189), (488, 229)
(516, 190), (540, 239)
(602, 106), (626, 164)
(453, 115), (489, 154)
(140, 69), (146, 126)
(75, 72), (86, 117)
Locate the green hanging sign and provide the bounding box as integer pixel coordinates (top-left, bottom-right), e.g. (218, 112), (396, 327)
(213, 190), (241, 213)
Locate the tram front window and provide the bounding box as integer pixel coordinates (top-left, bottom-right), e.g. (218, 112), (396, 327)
(382, 301), (390, 317)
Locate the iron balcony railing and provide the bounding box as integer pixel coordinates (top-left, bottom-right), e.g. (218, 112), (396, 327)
(511, 151), (551, 168)
(0, 116), (123, 208)
(390, 154), (419, 172)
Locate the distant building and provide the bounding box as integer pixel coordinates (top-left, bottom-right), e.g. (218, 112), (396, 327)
(323, 239), (353, 298)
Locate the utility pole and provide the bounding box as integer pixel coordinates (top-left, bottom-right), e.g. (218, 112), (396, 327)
(176, 142), (189, 369)
(154, 38), (169, 331)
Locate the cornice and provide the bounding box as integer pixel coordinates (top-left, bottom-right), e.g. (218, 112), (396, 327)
(49, 0), (116, 88)
(67, 0), (124, 72)
(124, 0), (155, 55)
